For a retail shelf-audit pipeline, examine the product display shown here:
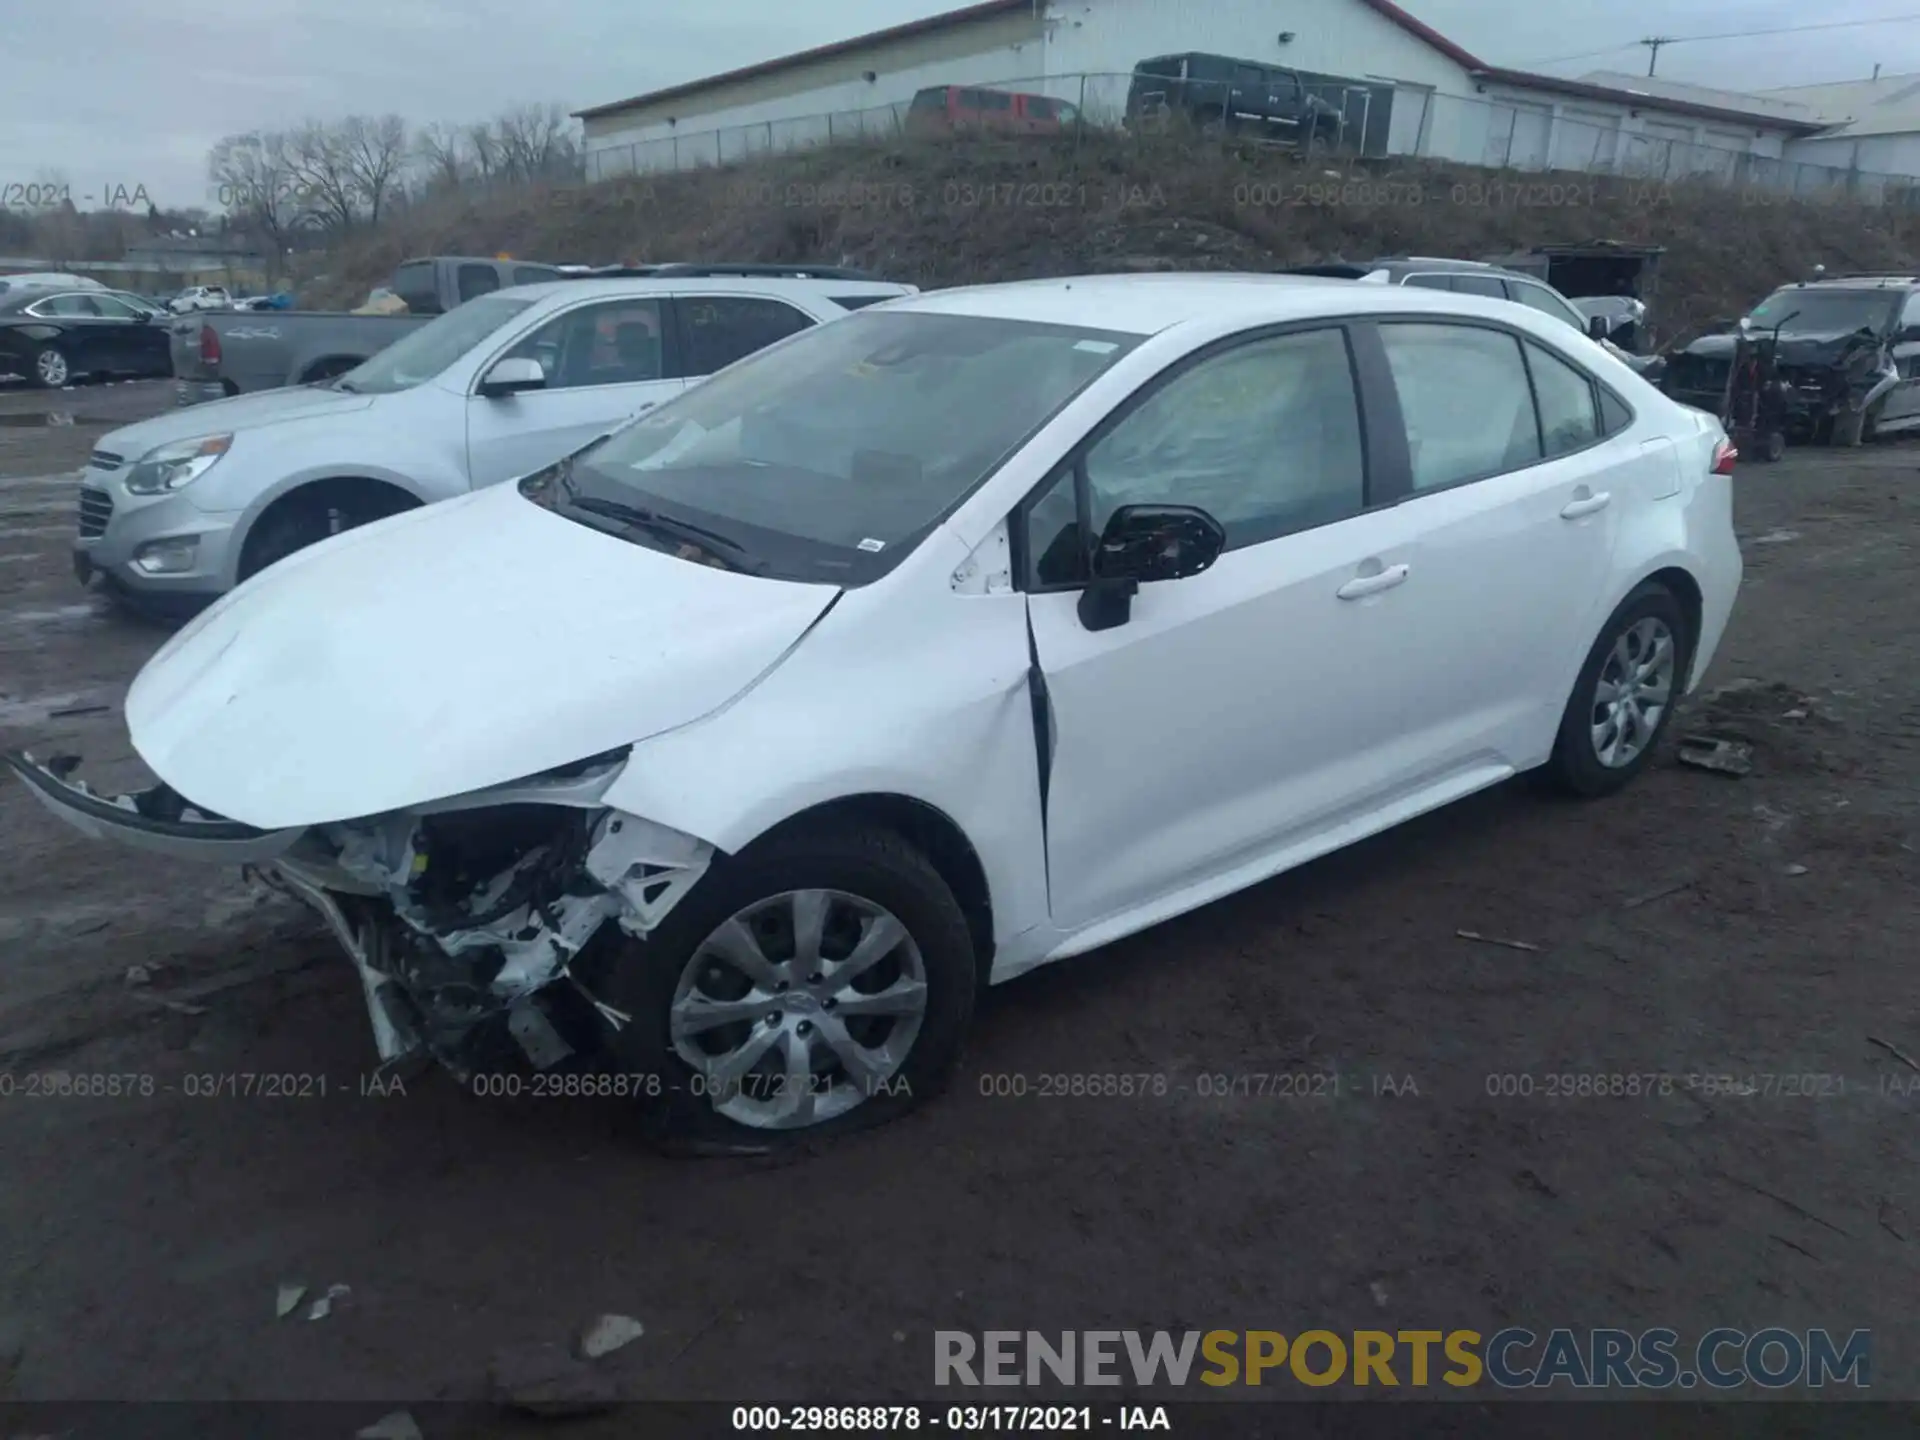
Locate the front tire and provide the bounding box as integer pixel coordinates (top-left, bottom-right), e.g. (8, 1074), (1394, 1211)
(1543, 582), (1690, 798)
(602, 821), (978, 1150)
(32, 345), (70, 388)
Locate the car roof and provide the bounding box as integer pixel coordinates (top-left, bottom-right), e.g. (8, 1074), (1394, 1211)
(887, 271), (1554, 335)
(494, 274), (918, 304)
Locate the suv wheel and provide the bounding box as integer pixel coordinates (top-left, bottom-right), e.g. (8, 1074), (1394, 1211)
(603, 821), (978, 1150)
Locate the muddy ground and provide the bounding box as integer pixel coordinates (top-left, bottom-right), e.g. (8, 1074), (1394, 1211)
(0, 378), (1917, 1416)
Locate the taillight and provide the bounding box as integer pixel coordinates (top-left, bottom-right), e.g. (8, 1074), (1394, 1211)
(1711, 437), (1738, 475)
(198, 324), (221, 365)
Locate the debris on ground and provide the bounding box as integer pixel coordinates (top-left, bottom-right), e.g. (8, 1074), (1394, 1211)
(576, 1313), (645, 1360)
(306, 1283), (350, 1321)
(1881, 1200), (1911, 1242)
(1369, 1280), (1390, 1308)
(356, 1412), (422, 1440)
(1868, 1036), (1920, 1073)
(1783, 863), (1810, 876)
(488, 1341), (618, 1416)
(1753, 529), (1800, 544)
(1624, 879), (1694, 908)
(123, 965), (151, 987)
(275, 1284), (306, 1319)
(1456, 930), (1540, 952)
(1677, 736), (1754, 777)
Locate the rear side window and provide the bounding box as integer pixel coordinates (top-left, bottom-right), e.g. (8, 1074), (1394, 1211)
(1379, 323), (1541, 490)
(458, 264), (502, 303)
(1509, 280), (1586, 332)
(1523, 340), (1600, 457)
(910, 88), (947, 112)
(392, 261), (440, 313)
(828, 294), (895, 311)
(977, 90), (1013, 110)
(1599, 386), (1634, 435)
(1403, 274), (1454, 291)
(674, 296), (815, 376)
(1452, 274), (1507, 298)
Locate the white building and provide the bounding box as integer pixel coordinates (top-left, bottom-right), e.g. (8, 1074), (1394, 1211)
(1762, 73), (1920, 186)
(573, 0), (1829, 179)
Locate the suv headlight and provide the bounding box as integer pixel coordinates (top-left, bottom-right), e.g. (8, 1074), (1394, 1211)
(125, 434), (232, 494)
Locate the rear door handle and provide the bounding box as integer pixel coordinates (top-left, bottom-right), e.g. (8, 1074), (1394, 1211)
(1561, 491), (1612, 519)
(1336, 563), (1410, 600)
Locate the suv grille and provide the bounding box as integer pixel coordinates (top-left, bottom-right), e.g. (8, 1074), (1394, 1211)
(78, 487), (114, 538)
(87, 449), (125, 471)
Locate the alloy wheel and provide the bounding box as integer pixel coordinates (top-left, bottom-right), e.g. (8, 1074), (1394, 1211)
(1590, 616), (1676, 768)
(35, 348), (68, 387)
(668, 888), (929, 1131)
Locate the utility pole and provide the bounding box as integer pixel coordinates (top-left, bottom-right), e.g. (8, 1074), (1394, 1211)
(1640, 36), (1675, 75)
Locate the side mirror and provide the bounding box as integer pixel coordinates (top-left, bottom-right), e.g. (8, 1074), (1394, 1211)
(479, 356), (546, 397)
(1587, 314), (1611, 340)
(1077, 503), (1226, 632)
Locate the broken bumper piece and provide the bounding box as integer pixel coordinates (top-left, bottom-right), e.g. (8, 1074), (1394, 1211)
(4, 748), (715, 1078)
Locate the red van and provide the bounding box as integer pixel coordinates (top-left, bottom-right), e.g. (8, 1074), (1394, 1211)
(904, 85), (1082, 136)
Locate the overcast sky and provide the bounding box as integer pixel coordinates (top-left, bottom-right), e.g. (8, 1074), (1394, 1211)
(5, 0), (1918, 207)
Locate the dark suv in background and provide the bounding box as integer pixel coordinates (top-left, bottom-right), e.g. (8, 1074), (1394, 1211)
(1126, 53), (1340, 149)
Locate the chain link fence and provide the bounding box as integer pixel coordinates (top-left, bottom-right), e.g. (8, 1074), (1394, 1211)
(582, 71), (1920, 208)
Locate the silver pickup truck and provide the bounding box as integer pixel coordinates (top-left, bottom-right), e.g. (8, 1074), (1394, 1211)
(168, 255), (565, 405)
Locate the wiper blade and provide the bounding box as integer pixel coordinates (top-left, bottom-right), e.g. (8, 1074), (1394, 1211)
(566, 495), (759, 571)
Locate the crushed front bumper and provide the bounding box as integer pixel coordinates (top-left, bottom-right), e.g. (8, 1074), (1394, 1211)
(5, 748), (715, 1079)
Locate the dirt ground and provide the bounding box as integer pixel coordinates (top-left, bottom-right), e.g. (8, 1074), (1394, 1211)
(0, 377), (1917, 1415)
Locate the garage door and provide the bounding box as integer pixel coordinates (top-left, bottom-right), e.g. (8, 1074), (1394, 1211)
(1485, 101), (1553, 169)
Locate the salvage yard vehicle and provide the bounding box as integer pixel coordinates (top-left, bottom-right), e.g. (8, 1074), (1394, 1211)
(75, 271), (915, 614)
(1661, 273), (1920, 446)
(1125, 52), (1341, 149)
(0, 288), (173, 388)
(10, 275), (1743, 1147)
(169, 255), (568, 404)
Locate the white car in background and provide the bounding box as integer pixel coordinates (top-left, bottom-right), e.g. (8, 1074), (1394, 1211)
(167, 286), (232, 314)
(72, 273), (915, 613)
(11, 275), (1742, 1148)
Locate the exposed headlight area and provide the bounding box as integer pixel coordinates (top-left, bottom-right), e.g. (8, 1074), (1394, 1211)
(124, 434), (232, 494)
(263, 752), (713, 1078)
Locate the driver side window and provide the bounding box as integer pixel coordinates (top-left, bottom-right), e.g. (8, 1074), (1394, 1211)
(1023, 327), (1367, 587)
(1900, 291), (1920, 335)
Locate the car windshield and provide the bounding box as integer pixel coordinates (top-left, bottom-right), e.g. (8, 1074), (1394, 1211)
(332, 295), (534, 394)
(551, 309), (1143, 584)
(1745, 289), (1894, 335)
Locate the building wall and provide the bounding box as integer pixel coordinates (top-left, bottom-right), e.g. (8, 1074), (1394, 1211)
(582, 9), (1046, 174)
(1784, 130), (1920, 176)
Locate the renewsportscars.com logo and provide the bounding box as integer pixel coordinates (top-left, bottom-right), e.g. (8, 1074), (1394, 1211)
(934, 1328), (1871, 1390)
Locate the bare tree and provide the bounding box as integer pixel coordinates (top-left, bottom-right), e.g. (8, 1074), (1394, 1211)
(491, 103), (579, 183)
(286, 119), (360, 233)
(465, 121), (502, 185)
(208, 131), (302, 264)
(413, 122), (467, 192)
(338, 114), (411, 227)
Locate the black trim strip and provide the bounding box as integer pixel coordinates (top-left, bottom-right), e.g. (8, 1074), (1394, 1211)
(1022, 607), (1053, 899)
(3, 751), (275, 841)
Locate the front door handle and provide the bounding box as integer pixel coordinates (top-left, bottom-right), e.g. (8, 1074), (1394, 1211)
(1336, 563), (1410, 600)
(1561, 490), (1612, 519)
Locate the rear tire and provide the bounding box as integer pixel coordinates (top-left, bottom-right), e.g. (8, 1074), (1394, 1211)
(1543, 582), (1691, 798)
(601, 820), (978, 1152)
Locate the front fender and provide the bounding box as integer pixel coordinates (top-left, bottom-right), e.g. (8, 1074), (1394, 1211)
(597, 537), (1050, 952)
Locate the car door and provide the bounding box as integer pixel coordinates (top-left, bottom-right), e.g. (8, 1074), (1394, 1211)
(1266, 70), (1305, 139)
(91, 293), (167, 374)
(463, 295), (687, 489)
(667, 293), (818, 383)
(1367, 319), (1625, 767)
(1021, 324), (1451, 933)
(1881, 290), (1920, 427)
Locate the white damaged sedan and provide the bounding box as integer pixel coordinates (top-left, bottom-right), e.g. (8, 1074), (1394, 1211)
(9, 274), (1742, 1145)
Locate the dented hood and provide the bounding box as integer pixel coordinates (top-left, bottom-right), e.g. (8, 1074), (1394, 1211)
(125, 484), (838, 829)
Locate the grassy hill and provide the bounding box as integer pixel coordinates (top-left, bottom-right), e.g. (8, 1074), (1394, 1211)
(305, 129), (1920, 342)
